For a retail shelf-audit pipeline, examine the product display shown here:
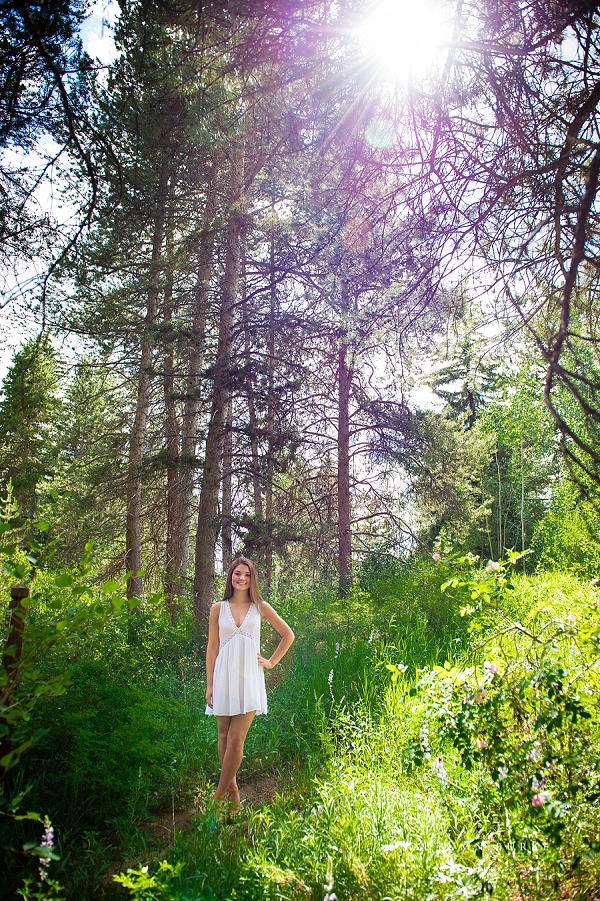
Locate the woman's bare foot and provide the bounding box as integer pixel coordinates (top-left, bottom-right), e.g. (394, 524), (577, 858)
(227, 787), (241, 806)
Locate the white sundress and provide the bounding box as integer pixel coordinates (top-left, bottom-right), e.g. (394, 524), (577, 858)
(206, 600), (268, 716)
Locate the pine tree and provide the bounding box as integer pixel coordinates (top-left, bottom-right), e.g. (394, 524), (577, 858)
(0, 336), (61, 520)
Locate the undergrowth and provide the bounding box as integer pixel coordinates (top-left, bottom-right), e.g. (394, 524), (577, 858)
(3, 556), (600, 900)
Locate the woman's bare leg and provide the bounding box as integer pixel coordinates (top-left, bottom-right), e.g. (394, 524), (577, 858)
(214, 712), (255, 800)
(216, 716), (240, 800)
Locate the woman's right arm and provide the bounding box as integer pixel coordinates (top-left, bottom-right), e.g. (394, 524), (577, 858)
(205, 602), (221, 708)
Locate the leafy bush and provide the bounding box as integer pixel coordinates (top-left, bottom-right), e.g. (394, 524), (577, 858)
(531, 478), (600, 578)
(402, 558), (600, 895)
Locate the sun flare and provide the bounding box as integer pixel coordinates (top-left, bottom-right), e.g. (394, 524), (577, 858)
(357, 0), (451, 84)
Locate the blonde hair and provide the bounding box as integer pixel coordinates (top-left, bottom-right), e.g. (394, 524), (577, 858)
(223, 557), (263, 608)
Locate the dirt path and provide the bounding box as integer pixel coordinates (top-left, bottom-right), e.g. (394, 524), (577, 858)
(99, 770), (283, 891)
(143, 770), (282, 842)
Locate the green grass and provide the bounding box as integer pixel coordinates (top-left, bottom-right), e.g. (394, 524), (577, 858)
(5, 560), (600, 900)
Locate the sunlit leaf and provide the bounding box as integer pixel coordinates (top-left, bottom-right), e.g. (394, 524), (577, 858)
(102, 580), (120, 594)
(55, 573), (73, 587)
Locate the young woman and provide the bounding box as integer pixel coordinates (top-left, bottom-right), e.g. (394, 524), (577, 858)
(205, 557), (294, 803)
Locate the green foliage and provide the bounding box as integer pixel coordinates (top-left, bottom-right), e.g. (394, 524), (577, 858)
(16, 877), (65, 901)
(531, 477), (600, 578)
(237, 776), (457, 901)
(424, 338), (559, 559)
(23, 608), (211, 832)
(113, 861), (186, 900)
(4, 537), (600, 901)
(47, 359), (129, 565)
(0, 491), (145, 893)
(401, 564), (600, 894)
(438, 549), (530, 624)
(426, 313), (504, 427)
(408, 411), (496, 550)
(0, 539), (132, 779)
(0, 337), (62, 520)
(477, 362), (557, 559)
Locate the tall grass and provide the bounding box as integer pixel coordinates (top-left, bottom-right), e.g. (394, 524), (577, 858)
(114, 563), (600, 901)
(8, 558), (600, 900)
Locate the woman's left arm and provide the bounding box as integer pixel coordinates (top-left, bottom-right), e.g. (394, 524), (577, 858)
(257, 602), (295, 670)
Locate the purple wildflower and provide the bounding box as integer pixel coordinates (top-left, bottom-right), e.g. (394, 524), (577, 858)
(324, 874), (336, 901)
(38, 816), (54, 882)
(432, 755), (447, 788)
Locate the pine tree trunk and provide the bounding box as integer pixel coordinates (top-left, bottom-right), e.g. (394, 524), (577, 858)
(163, 224), (181, 616)
(173, 172), (218, 580)
(125, 174), (166, 600)
(241, 277), (264, 525)
(221, 393), (233, 571)
(337, 288), (352, 597)
(193, 146), (244, 636)
(264, 235), (277, 593)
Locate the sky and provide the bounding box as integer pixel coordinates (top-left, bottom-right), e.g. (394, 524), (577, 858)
(81, 0), (120, 64)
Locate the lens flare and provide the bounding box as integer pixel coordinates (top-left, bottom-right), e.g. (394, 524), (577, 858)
(358, 0), (451, 84)
(365, 119), (396, 148)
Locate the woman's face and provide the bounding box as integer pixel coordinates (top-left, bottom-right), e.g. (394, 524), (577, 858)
(231, 564), (251, 593)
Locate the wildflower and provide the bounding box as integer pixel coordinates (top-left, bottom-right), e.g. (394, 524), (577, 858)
(324, 872), (336, 901)
(474, 737), (488, 750)
(486, 560), (500, 571)
(38, 816), (54, 882)
(531, 774), (546, 792)
(483, 661), (498, 675)
(527, 742), (541, 763)
(497, 766), (509, 781)
(334, 642), (340, 658)
(474, 689), (487, 705)
(432, 755), (448, 788)
(419, 723), (431, 759)
(432, 553), (441, 562)
(532, 791), (550, 807)
(382, 840), (410, 853)
(141, 866), (149, 873)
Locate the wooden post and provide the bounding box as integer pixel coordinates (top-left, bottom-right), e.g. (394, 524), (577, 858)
(0, 584), (29, 766)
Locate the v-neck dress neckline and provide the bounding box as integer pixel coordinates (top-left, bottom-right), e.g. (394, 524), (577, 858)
(226, 599), (253, 630)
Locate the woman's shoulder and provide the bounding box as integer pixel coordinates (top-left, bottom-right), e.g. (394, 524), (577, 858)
(258, 600), (274, 618)
(210, 601), (222, 617)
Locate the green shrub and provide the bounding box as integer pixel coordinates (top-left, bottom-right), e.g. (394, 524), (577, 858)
(531, 479), (600, 578)
(401, 563), (600, 895)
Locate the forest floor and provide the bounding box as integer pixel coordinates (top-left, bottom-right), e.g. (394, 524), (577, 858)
(101, 768), (283, 890)
(143, 768), (282, 843)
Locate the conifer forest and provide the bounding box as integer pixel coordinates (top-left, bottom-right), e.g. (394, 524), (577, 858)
(1, 1), (600, 899)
